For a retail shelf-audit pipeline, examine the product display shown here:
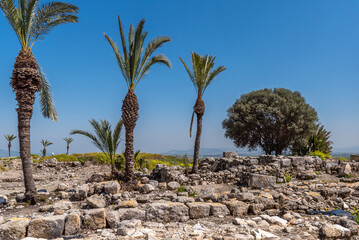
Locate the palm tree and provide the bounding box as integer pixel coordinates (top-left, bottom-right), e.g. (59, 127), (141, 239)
(0, 0), (79, 200)
(4, 134), (16, 157)
(40, 139), (53, 157)
(180, 52), (226, 173)
(71, 119), (124, 177)
(104, 16), (171, 180)
(63, 137), (73, 155)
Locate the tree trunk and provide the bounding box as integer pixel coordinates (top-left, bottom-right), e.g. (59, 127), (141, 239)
(11, 49), (41, 201)
(66, 145), (69, 155)
(8, 142), (11, 158)
(122, 89), (139, 181)
(43, 148), (46, 157)
(191, 97), (205, 174)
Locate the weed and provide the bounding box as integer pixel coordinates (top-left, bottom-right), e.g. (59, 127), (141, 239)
(285, 171), (293, 183)
(177, 186), (186, 193)
(345, 173), (354, 178)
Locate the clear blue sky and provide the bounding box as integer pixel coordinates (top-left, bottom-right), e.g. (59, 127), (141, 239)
(0, 0), (358, 154)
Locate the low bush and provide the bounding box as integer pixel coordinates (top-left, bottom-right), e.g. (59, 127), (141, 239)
(309, 151), (332, 160)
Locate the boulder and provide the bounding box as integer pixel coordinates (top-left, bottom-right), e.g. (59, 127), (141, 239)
(119, 208), (146, 221)
(0, 218), (29, 240)
(65, 212), (81, 235)
(74, 184), (89, 200)
(319, 224), (351, 238)
(140, 184), (155, 194)
(224, 200), (249, 217)
(116, 199), (138, 208)
(117, 219), (141, 236)
(103, 181), (121, 194)
(167, 181), (180, 190)
(339, 163), (352, 177)
(187, 202), (211, 219)
(53, 200), (73, 211)
(0, 195), (8, 205)
(83, 208), (106, 230)
(235, 192), (255, 202)
(146, 201), (189, 223)
(86, 194), (106, 208)
(27, 215), (66, 239)
(246, 173), (276, 189)
(210, 203), (230, 217)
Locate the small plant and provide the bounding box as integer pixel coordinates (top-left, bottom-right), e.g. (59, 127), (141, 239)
(189, 191), (198, 198)
(177, 186), (186, 193)
(315, 171), (321, 175)
(345, 173), (354, 178)
(285, 171), (293, 183)
(309, 151), (332, 160)
(351, 207), (359, 224)
(0, 164), (7, 172)
(338, 157), (349, 162)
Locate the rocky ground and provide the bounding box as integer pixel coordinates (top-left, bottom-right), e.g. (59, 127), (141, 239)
(0, 154), (359, 240)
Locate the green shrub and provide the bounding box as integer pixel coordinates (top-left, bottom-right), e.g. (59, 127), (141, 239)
(177, 186), (186, 192)
(285, 171), (293, 183)
(345, 173), (353, 178)
(338, 157), (349, 162)
(309, 151), (332, 160)
(0, 164), (7, 172)
(351, 207), (359, 224)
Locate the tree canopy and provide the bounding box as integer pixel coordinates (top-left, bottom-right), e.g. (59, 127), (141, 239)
(222, 88), (318, 155)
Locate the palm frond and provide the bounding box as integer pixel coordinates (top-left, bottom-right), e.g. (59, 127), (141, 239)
(63, 137), (73, 144)
(105, 16), (171, 90)
(4, 134), (16, 142)
(38, 67), (58, 121)
(41, 139), (53, 147)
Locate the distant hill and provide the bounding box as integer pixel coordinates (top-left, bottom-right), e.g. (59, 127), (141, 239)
(0, 149), (19, 158)
(162, 148), (261, 157)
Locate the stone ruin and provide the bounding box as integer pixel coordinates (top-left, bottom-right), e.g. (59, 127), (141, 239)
(1, 152), (359, 239)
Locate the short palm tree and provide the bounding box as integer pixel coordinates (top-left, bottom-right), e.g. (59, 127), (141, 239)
(63, 137), (74, 155)
(180, 52), (226, 173)
(4, 134), (16, 157)
(40, 139), (53, 157)
(0, 0), (79, 200)
(71, 119), (124, 177)
(104, 16), (171, 180)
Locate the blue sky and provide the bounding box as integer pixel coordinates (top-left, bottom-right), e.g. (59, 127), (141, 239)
(0, 0), (359, 154)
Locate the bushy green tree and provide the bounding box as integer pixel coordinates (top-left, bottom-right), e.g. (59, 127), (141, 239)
(222, 88), (318, 155)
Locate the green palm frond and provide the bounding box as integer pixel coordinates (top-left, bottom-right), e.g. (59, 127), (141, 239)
(71, 119), (124, 174)
(38, 67), (58, 121)
(63, 137), (73, 144)
(180, 52), (226, 97)
(4, 134), (16, 142)
(40, 139), (53, 147)
(105, 15), (171, 90)
(0, 0), (78, 49)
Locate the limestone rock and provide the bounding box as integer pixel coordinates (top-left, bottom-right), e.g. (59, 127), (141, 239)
(187, 202), (211, 219)
(247, 173), (276, 189)
(0, 218), (29, 240)
(210, 203), (230, 217)
(224, 200), (249, 217)
(146, 201), (189, 223)
(87, 194), (106, 208)
(167, 181), (180, 190)
(103, 181), (121, 194)
(140, 184), (155, 194)
(319, 224), (351, 238)
(27, 215), (65, 239)
(116, 199), (138, 208)
(65, 212), (81, 235)
(339, 163), (352, 177)
(83, 208), (106, 230)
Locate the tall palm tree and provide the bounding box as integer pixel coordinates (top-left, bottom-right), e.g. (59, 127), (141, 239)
(0, 0), (78, 200)
(180, 52), (226, 173)
(4, 134), (17, 157)
(71, 119), (123, 177)
(104, 16), (171, 180)
(63, 137), (73, 155)
(40, 139), (53, 157)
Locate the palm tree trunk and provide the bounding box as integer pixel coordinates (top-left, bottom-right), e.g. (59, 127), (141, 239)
(191, 97), (205, 174)
(122, 89), (139, 181)
(11, 50), (41, 200)
(66, 145), (69, 155)
(8, 143), (11, 158)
